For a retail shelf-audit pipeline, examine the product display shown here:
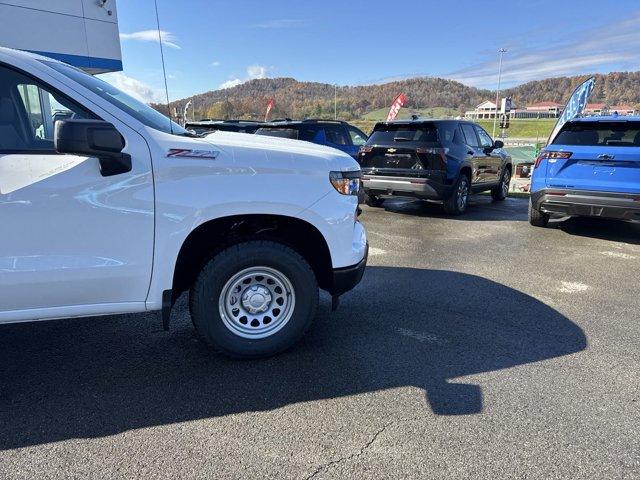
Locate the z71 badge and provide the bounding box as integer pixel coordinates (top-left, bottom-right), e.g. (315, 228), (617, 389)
(167, 149), (219, 159)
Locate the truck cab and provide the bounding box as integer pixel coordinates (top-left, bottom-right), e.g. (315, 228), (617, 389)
(0, 47), (368, 358)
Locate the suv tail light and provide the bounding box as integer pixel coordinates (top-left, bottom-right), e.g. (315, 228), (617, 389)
(417, 147), (449, 168)
(534, 151), (572, 169)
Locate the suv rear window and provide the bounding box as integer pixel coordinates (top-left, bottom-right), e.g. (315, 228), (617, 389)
(255, 127), (298, 139)
(368, 124), (438, 145)
(553, 122), (640, 147)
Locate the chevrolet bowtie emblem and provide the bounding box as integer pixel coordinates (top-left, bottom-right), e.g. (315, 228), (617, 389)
(387, 148), (397, 153)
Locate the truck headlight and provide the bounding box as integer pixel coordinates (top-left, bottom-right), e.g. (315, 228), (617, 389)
(330, 171), (361, 196)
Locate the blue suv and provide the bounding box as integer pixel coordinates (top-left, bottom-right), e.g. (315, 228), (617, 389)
(530, 78), (640, 227)
(254, 119), (369, 159)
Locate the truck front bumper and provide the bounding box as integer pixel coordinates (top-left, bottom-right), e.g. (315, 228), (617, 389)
(329, 243), (368, 296)
(532, 188), (640, 221)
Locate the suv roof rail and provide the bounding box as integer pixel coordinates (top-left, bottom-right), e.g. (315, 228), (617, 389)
(223, 119), (263, 123)
(301, 118), (346, 124)
(270, 118), (294, 123)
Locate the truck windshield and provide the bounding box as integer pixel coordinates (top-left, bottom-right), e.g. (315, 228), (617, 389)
(553, 121), (640, 147)
(42, 61), (189, 136)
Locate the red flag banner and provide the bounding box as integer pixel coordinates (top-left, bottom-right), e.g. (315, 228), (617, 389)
(265, 99), (275, 121)
(386, 93), (406, 122)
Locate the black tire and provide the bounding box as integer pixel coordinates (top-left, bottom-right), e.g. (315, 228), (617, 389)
(189, 241), (318, 359)
(528, 198), (549, 227)
(365, 194), (384, 208)
(491, 166), (511, 201)
(443, 173), (470, 215)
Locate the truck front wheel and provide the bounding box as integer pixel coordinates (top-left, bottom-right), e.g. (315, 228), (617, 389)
(189, 241), (318, 358)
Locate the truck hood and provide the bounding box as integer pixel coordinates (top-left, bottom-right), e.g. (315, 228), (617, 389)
(201, 130), (360, 172)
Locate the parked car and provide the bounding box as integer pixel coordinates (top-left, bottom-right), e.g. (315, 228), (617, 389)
(358, 119), (513, 214)
(185, 119), (263, 135)
(0, 47), (368, 358)
(529, 77), (640, 227)
(254, 119), (369, 159)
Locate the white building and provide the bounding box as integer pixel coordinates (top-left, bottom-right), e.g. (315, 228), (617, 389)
(466, 100), (567, 120)
(0, 0), (122, 73)
(465, 100), (500, 119)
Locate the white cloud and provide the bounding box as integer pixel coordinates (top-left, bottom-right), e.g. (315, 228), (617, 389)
(98, 72), (165, 104)
(246, 65), (268, 79)
(218, 64), (270, 90)
(447, 13), (640, 88)
(218, 78), (243, 89)
(211, 61), (221, 67)
(119, 30), (181, 49)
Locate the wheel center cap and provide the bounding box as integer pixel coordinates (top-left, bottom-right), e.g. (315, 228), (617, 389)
(242, 285), (272, 314)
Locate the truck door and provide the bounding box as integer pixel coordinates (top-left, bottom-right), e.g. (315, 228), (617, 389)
(0, 64), (154, 321)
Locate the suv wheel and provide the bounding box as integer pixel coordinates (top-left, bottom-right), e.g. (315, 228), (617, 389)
(491, 167), (511, 201)
(528, 198), (549, 227)
(365, 194), (385, 208)
(443, 174), (470, 215)
(189, 241), (318, 358)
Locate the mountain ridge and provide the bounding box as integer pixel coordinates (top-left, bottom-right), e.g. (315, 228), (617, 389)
(161, 71), (640, 121)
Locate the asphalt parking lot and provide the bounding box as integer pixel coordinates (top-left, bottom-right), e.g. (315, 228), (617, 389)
(1, 195), (639, 479)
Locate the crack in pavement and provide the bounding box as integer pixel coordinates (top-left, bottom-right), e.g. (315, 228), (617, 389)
(304, 421), (394, 479)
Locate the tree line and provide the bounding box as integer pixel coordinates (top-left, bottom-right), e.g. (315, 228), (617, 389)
(152, 72), (640, 122)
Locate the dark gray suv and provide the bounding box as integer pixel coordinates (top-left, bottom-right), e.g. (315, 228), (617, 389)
(358, 119), (513, 215)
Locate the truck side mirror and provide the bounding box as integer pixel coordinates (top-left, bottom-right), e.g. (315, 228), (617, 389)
(55, 119), (132, 177)
(493, 140), (504, 149)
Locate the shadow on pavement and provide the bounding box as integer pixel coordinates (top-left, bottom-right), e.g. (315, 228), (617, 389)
(552, 216), (640, 245)
(0, 267), (586, 449)
(375, 196), (528, 222)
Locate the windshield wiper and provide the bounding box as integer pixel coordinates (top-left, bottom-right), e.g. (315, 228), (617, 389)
(394, 136), (412, 142)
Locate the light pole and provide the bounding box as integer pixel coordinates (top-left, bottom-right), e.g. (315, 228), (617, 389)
(492, 48), (507, 138)
(334, 84), (337, 120)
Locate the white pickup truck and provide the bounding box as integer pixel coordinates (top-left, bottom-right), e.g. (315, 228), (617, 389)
(0, 47), (368, 358)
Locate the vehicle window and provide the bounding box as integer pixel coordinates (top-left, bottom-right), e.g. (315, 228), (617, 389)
(324, 124), (349, 145)
(368, 124), (438, 144)
(347, 125), (368, 146)
(43, 60), (188, 136)
(299, 126), (321, 142)
(453, 127), (465, 145)
(475, 126), (494, 148)
(460, 124), (479, 147)
(255, 127), (299, 139)
(437, 123), (459, 144)
(0, 65), (94, 152)
(553, 122), (640, 147)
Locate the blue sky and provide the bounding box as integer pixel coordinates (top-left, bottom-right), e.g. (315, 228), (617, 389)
(105, 0), (640, 103)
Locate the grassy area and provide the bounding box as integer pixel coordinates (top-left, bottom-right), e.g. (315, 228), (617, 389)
(362, 106), (459, 121)
(476, 119), (555, 140)
(355, 108), (557, 140)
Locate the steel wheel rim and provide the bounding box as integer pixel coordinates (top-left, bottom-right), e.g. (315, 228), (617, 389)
(457, 178), (469, 211)
(219, 266), (295, 339)
(502, 170), (511, 196)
